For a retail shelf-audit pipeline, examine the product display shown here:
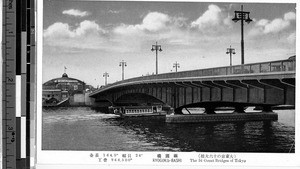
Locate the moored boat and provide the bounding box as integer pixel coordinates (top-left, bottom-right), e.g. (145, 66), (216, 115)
(111, 105), (167, 118)
(42, 97), (70, 107)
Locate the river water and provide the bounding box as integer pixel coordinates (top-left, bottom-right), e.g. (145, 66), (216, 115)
(42, 107), (295, 153)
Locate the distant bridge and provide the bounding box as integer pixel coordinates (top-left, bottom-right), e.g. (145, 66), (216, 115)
(89, 58), (295, 114)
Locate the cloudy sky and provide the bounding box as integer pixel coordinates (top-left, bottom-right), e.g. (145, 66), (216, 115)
(43, 0), (296, 87)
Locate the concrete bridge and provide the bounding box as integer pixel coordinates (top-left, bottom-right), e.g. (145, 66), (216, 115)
(89, 58), (295, 120)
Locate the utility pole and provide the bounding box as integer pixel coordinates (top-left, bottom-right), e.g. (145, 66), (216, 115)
(232, 5), (252, 65)
(226, 46), (236, 66)
(173, 61), (180, 72)
(151, 42), (162, 74)
(119, 60), (127, 80)
(103, 72), (109, 85)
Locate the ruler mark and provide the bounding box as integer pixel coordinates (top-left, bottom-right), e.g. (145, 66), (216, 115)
(4, 0), (35, 168)
(29, 0), (35, 167)
(3, 0), (17, 168)
(3, 119), (12, 121)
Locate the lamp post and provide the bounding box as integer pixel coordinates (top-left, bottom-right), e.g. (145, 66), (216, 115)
(226, 46), (236, 66)
(103, 72), (109, 86)
(232, 5), (252, 65)
(119, 60), (127, 81)
(151, 42), (162, 74)
(173, 61), (180, 72)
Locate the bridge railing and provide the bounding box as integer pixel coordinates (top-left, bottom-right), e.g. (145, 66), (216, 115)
(100, 58), (295, 90)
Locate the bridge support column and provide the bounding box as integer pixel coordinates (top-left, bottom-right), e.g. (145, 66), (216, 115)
(262, 106), (273, 113)
(234, 106), (245, 113)
(174, 107), (183, 114)
(255, 105), (273, 113)
(204, 107), (216, 114)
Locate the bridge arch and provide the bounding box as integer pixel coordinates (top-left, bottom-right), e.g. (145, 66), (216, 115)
(91, 98), (113, 113)
(114, 93), (167, 106)
(175, 101), (276, 115)
(89, 58), (295, 114)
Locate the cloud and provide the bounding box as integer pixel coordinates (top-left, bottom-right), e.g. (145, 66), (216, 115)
(43, 22), (74, 38)
(112, 11), (198, 51)
(75, 20), (106, 36)
(249, 11), (295, 36)
(191, 4), (231, 32)
(140, 12), (171, 32)
(172, 16), (189, 28)
(62, 9), (90, 17)
(287, 32), (296, 44)
(113, 10), (235, 49)
(256, 19), (269, 27)
(191, 5), (221, 28)
(44, 20), (105, 38)
(114, 12), (171, 35)
(284, 12), (296, 21)
(108, 10), (121, 14)
(264, 18), (290, 34)
(113, 24), (143, 36)
(44, 20), (107, 50)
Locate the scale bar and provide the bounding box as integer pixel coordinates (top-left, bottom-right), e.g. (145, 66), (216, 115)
(16, 76), (21, 117)
(21, 117), (26, 158)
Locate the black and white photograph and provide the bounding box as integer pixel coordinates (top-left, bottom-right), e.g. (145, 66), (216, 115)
(38, 0), (297, 167)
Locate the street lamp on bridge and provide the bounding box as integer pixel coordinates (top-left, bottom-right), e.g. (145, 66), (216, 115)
(173, 61), (180, 72)
(119, 60), (127, 81)
(103, 72), (109, 86)
(226, 45), (236, 66)
(232, 5), (252, 65)
(151, 42), (162, 74)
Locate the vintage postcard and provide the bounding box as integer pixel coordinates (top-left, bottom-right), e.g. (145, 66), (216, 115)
(36, 0), (299, 168)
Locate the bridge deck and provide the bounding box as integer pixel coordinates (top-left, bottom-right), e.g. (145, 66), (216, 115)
(90, 58), (295, 97)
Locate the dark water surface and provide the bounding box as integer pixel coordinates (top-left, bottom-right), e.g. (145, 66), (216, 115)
(42, 107), (295, 152)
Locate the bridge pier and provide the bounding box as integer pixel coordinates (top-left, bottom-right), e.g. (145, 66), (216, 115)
(254, 105), (273, 113)
(234, 106), (245, 113)
(262, 106), (273, 113)
(169, 101), (279, 123)
(166, 112), (278, 123)
(204, 107), (216, 114)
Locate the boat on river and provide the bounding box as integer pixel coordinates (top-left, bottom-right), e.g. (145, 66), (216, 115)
(42, 97), (70, 107)
(111, 105), (167, 118)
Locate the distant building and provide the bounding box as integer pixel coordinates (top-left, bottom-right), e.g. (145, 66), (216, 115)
(42, 73), (90, 105)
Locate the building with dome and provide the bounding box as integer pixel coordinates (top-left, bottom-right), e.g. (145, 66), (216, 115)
(43, 73), (94, 106)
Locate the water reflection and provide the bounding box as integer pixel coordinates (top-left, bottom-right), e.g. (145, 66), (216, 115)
(42, 107), (295, 152)
(103, 116), (294, 152)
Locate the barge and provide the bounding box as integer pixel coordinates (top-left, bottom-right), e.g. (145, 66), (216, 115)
(111, 105), (167, 118)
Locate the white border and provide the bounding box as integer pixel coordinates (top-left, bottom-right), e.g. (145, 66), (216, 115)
(36, 0), (300, 168)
